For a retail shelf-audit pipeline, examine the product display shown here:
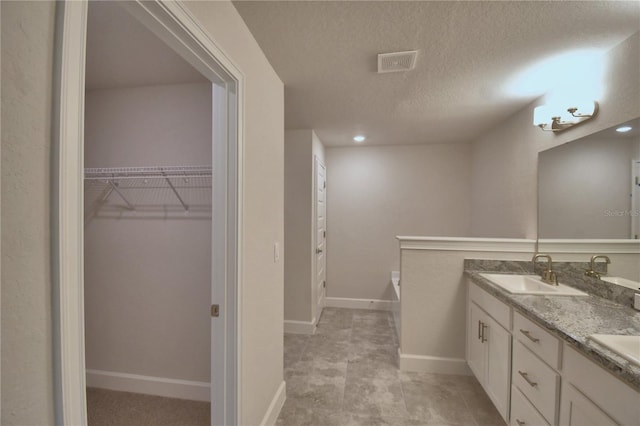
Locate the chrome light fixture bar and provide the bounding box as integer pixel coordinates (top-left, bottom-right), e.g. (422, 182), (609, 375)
(533, 101), (599, 132)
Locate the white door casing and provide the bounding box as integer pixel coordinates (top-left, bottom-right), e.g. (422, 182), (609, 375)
(314, 157), (327, 323)
(52, 1), (244, 425)
(632, 160), (639, 239)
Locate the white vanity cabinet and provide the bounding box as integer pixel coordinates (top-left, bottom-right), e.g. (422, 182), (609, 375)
(467, 282), (512, 422)
(560, 344), (640, 426)
(559, 383), (617, 426)
(511, 311), (561, 426)
(467, 279), (640, 426)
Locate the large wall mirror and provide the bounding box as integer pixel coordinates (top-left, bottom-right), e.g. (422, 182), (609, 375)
(538, 117), (640, 283)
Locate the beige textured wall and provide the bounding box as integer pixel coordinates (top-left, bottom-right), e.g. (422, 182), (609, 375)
(471, 32), (640, 238)
(84, 83), (212, 382)
(184, 2), (285, 425)
(312, 130), (326, 166)
(400, 249), (532, 358)
(284, 130), (313, 322)
(0, 1), (284, 425)
(326, 143), (471, 300)
(1, 1), (56, 424)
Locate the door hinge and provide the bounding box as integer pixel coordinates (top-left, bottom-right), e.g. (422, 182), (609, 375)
(211, 304), (219, 317)
(323, 181), (326, 189)
(323, 230), (326, 238)
(323, 280), (326, 288)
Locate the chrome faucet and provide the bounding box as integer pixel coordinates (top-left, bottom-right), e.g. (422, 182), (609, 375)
(532, 253), (558, 285)
(585, 255), (611, 279)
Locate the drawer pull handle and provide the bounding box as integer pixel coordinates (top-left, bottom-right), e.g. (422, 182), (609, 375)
(478, 320), (482, 340)
(520, 329), (540, 343)
(516, 420), (526, 426)
(518, 370), (538, 387)
(481, 322), (488, 343)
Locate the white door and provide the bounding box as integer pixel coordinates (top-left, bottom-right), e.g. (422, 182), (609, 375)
(632, 160), (640, 239)
(315, 157), (327, 322)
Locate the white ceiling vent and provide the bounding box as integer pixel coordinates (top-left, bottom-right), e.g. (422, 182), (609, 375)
(377, 50), (418, 73)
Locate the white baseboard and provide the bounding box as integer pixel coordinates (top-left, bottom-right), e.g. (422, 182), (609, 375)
(398, 349), (472, 375)
(283, 319), (317, 334)
(260, 380), (286, 426)
(86, 369), (210, 402)
(325, 297), (393, 311)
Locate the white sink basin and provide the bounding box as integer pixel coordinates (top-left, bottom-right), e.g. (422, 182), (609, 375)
(589, 334), (640, 366)
(479, 273), (588, 296)
(600, 276), (640, 291)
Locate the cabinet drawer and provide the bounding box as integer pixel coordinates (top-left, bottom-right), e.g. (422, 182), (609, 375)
(514, 311), (561, 369)
(469, 282), (511, 330)
(513, 341), (559, 425)
(511, 385), (550, 426)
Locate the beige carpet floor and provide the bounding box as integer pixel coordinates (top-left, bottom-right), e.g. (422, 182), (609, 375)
(87, 388), (210, 426)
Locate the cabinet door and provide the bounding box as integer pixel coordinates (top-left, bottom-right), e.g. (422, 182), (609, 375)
(485, 314), (511, 422)
(559, 383), (618, 426)
(468, 302), (486, 384)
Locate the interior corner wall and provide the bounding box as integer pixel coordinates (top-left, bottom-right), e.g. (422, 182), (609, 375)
(284, 129), (313, 322)
(312, 130), (326, 165)
(83, 83), (212, 383)
(326, 143), (472, 301)
(1, 2), (56, 424)
(184, 2), (285, 425)
(470, 31), (640, 239)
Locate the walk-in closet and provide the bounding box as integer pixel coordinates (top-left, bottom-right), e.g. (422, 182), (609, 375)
(83, 2), (213, 424)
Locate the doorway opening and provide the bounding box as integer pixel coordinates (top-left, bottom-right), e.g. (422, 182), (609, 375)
(52, 2), (243, 425)
(83, 2), (211, 424)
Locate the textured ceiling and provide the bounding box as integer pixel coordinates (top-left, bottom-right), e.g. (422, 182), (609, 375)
(582, 117), (640, 141)
(233, 1), (640, 146)
(86, 2), (207, 90)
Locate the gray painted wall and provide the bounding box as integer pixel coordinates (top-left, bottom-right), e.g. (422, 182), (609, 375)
(84, 83), (212, 382)
(326, 143), (472, 301)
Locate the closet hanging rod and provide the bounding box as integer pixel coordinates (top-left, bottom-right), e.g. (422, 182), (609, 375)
(84, 165), (212, 180)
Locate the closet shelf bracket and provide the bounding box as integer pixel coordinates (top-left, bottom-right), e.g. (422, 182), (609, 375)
(108, 180), (135, 211)
(163, 171), (189, 211)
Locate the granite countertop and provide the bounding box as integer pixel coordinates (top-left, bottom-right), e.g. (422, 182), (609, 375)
(465, 269), (640, 392)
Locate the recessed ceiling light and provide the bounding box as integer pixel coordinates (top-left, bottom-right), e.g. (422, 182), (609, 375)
(353, 135), (366, 143)
(616, 126), (632, 133)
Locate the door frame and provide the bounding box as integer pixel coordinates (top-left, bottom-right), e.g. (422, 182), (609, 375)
(51, 1), (244, 425)
(631, 159), (640, 239)
(312, 156), (326, 323)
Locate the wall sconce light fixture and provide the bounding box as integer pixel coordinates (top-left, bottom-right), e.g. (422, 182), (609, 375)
(533, 101), (599, 132)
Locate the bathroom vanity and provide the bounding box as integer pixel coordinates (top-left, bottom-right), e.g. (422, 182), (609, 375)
(465, 268), (640, 426)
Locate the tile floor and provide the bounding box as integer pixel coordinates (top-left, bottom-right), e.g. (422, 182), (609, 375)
(278, 308), (506, 426)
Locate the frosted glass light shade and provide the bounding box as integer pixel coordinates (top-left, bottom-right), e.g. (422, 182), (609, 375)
(533, 105), (549, 126)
